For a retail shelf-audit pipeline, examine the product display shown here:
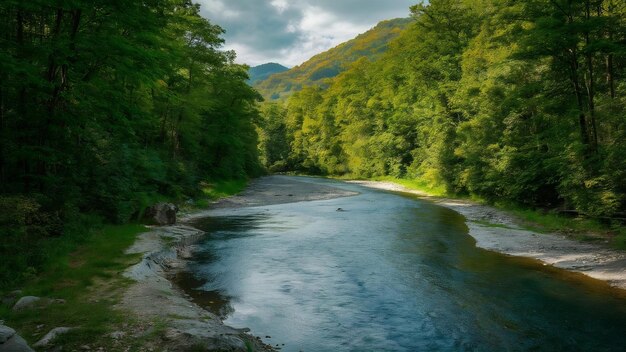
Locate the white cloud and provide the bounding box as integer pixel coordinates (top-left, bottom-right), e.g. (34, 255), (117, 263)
(201, 0), (240, 19)
(198, 0), (414, 67)
(270, 0), (289, 14)
(274, 5), (369, 66)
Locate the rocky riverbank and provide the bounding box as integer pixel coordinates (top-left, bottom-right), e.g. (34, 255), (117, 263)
(118, 223), (276, 351)
(117, 176), (359, 351)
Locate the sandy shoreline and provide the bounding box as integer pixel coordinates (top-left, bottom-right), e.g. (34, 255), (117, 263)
(185, 175), (359, 221)
(350, 180), (626, 291)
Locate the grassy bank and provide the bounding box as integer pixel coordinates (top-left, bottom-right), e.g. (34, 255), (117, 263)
(194, 179), (248, 208)
(0, 179), (248, 350)
(0, 224), (149, 350)
(368, 176), (448, 197)
(503, 206), (626, 250)
(366, 176), (626, 250)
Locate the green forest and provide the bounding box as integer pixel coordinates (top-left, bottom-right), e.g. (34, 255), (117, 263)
(259, 0), (626, 219)
(0, 0), (263, 286)
(2, 0), (626, 288)
(2, 0), (626, 350)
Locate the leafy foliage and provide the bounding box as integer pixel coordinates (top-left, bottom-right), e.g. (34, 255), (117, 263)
(0, 0), (263, 287)
(262, 0), (626, 219)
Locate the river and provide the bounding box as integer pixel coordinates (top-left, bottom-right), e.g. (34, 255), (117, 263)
(181, 177), (626, 351)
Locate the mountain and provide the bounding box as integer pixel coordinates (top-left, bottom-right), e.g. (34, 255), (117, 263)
(248, 63), (289, 85)
(254, 18), (412, 101)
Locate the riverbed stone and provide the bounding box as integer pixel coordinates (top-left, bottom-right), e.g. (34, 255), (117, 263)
(0, 326), (34, 352)
(33, 327), (73, 348)
(144, 203), (178, 225)
(0, 325), (16, 343)
(11, 296), (40, 311)
(108, 331), (125, 340)
(11, 296), (65, 311)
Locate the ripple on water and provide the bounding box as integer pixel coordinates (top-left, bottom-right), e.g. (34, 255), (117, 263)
(183, 179), (626, 352)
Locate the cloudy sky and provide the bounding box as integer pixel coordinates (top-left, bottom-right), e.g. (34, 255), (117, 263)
(197, 0), (416, 67)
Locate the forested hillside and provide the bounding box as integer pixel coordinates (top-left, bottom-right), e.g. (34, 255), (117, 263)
(260, 0), (626, 218)
(248, 63), (289, 85)
(0, 1), (262, 285)
(253, 18), (411, 101)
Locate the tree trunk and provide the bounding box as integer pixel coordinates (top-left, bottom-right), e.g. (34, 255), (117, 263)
(605, 1), (616, 99)
(16, 8), (26, 117)
(46, 9), (63, 84)
(159, 109), (168, 143)
(16, 7), (30, 191)
(568, 49), (590, 146)
(46, 8), (64, 117)
(0, 85), (4, 185)
(584, 0), (598, 151)
(606, 54), (615, 98)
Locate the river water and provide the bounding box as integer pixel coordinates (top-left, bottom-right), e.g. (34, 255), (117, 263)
(184, 177), (626, 351)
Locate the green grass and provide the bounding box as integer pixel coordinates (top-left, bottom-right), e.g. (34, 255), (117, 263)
(371, 176), (449, 197)
(473, 220), (515, 229)
(189, 179), (248, 208)
(332, 175), (449, 197)
(502, 206), (626, 249)
(29, 224), (144, 297)
(0, 179), (252, 350)
(504, 207), (603, 233)
(0, 223), (147, 350)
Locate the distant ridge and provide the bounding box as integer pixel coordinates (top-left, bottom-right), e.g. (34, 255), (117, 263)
(248, 63), (289, 85)
(253, 18), (412, 101)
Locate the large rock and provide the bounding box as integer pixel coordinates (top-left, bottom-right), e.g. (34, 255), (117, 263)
(0, 325), (34, 352)
(11, 297), (64, 311)
(33, 327), (73, 348)
(11, 297), (40, 311)
(144, 203), (178, 225)
(0, 326), (15, 343)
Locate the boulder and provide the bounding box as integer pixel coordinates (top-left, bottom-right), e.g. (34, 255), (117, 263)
(0, 325), (34, 352)
(144, 203), (178, 225)
(11, 297), (64, 311)
(11, 297), (40, 311)
(0, 325), (15, 344)
(33, 327), (73, 348)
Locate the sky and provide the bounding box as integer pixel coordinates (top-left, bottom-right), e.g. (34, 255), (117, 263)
(197, 0), (417, 67)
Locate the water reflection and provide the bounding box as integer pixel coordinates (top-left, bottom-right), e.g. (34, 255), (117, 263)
(180, 178), (626, 352)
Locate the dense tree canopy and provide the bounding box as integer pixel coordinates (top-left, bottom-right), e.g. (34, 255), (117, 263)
(0, 0), (263, 285)
(259, 0), (626, 217)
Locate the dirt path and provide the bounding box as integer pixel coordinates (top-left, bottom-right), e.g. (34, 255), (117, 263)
(351, 180), (626, 291)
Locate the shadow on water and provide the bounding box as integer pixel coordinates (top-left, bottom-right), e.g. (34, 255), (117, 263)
(176, 179), (626, 352)
(172, 215), (272, 319)
(172, 270), (234, 319)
